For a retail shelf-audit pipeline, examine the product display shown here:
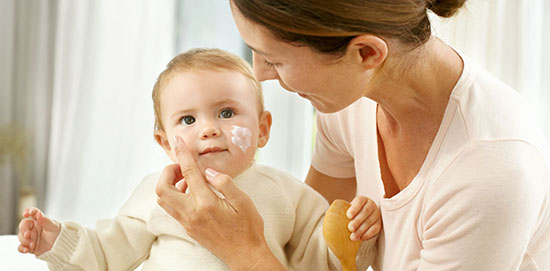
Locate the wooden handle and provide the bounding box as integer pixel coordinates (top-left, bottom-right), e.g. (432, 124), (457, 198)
(323, 199), (360, 271)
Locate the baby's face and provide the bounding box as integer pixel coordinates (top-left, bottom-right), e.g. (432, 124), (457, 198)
(156, 70), (269, 178)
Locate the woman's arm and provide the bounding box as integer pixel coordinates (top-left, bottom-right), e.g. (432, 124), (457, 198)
(305, 166), (357, 203)
(155, 136), (285, 270)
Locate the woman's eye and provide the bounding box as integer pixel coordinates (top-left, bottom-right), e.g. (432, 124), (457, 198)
(181, 115), (196, 125)
(264, 59), (277, 67)
(219, 109), (234, 119)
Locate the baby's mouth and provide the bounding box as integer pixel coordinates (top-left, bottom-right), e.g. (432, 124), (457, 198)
(199, 147), (227, 155)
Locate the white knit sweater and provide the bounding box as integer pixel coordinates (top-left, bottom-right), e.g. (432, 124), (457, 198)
(39, 163), (376, 270)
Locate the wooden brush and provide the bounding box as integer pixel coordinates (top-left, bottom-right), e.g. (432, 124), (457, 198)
(323, 199), (360, 271)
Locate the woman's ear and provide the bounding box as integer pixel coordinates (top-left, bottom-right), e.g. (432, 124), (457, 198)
(257, 111), (272, 148)
(154, 129), (176, 162)
(347, 34), (388, 71)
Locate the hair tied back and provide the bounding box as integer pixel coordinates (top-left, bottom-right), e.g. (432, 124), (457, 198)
(427, 0), (467, 18)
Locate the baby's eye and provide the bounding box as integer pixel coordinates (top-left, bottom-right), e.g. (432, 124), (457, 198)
(219, 109), (234, 119)
(181, 115), (196, 125)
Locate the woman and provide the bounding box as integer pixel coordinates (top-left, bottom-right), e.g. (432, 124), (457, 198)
(156, 0), (550, 270)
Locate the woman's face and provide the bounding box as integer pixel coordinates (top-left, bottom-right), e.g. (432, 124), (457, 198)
(230, 4), (368, 113)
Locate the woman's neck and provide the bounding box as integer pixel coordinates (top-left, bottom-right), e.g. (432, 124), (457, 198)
(367, 37), (464, 134)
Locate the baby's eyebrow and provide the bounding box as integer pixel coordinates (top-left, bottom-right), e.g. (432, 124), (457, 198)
(212, 99), (241, 107)
(170, 109), (194, 118)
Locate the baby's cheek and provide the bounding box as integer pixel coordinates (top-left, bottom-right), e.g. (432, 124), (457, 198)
(230, 125), (252, 153)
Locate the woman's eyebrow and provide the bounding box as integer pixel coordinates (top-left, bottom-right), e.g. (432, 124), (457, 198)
(246, 44), (272, 57)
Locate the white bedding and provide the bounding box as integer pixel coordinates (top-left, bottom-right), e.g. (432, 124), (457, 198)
(0, 235), (48, 270)
(0, 235), (372, 270)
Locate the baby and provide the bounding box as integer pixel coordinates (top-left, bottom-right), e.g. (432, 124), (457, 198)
(18, 48), (379, 270)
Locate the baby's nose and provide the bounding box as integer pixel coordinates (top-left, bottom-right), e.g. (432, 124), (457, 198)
(199, 125), (220, 139)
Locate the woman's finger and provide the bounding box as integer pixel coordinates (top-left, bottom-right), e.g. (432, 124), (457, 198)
(155, 164), (197, 222)
(171, 135), (216, 199)
(204, 168), (246, 212)
(175, 178), (187, 192)
(157, 197), (187, 223)
(156, 164), (184, 196)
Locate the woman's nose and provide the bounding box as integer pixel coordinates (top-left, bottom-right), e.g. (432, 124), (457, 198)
(199, 123), (221, 139)
(252, 52), (279, 82)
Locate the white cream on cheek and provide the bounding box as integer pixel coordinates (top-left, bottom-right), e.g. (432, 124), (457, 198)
(231, 125), (251, 153)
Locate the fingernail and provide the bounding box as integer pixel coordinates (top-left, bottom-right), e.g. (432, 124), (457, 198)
(350, 233), (356, 241)
(348, 223), (354, 232)
(346, 211), (352, 219)
(205, 168), (219, 181)
(175, 179), (185, 192)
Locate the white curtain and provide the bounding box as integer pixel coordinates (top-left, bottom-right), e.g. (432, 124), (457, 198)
(258, 81), (314, 181)
(431, 0), (550, 141)
(0, 0), (55, 234)
(45, 0), (175, 227)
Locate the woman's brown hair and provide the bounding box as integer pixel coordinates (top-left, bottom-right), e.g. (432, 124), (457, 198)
(232, 0), (466, 55)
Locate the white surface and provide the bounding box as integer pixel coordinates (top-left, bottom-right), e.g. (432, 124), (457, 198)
(0, 235), (48, 270)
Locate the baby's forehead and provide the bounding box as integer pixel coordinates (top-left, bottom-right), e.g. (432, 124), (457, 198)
(165, 69), (262, 107)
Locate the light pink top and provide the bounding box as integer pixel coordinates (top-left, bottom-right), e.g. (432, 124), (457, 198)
(312, 55), (550, 270)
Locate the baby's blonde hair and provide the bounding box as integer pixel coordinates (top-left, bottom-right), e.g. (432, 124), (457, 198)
(152, 48), (264, 131)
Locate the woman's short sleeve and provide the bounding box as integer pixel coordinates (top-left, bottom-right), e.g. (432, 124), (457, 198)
(311, 112), (356, 178)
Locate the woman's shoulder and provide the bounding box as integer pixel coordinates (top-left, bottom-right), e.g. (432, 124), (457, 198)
(452, 62), (548, 151)
(430, 139), (549, 204)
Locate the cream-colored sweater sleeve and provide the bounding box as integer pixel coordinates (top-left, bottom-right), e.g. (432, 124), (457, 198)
(283, 177), (377, 271)
(38, 173), (160, 271)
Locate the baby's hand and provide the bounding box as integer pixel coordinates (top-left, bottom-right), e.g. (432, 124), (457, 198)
(346, 196), (381, 241)
(17, 208), (61, 256)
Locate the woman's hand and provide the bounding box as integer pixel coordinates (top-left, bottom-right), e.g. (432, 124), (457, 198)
(155, 136), (284, 270)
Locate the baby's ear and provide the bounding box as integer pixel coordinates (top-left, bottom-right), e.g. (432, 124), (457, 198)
(257, 111), (272, 148)
(154, 130), (177, 162)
